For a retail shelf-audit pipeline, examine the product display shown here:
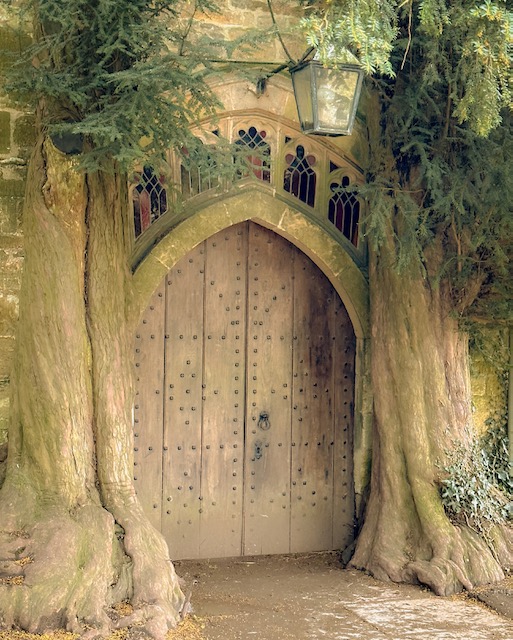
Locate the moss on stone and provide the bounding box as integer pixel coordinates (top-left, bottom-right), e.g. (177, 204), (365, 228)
(0, 196), (24, 235)
(13, 114), (35, 150)
(0, 180), (24, 198)
(0, 112), (11, 154)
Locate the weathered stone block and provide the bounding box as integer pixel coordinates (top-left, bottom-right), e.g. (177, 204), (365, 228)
(0, 179), (24, 198)
(0, 391), (9, 446)
(471, 374), (486, 397)
(0, 247), (24, 275)
(0, 374), (9, 392)
(0, 26), (31, 54)
(0, 111), (11, 154)
(0, 336), (15, 378)
(0, 387), (8, 467)
(0, 195), (23, 234)
(470, 329), (509, 435)
(0, 26), (32, 74)
(13, 114), (35, 150)
(228, 0), (269, 9)
(0, 292), (19, 335)
(0, 274), (22, 298)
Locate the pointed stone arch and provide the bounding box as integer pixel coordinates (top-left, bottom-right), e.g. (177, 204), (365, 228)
(132, 189), (368, 338)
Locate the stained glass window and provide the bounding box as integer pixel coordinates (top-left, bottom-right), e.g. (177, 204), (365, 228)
(235, 126), (271, 182)
(283, 145), (317, 207)
(328, 175), (360, 246)
(133, 166), (168, 238)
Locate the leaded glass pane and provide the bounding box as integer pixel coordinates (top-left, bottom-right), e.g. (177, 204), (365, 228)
(328, 176), (360, 246)
(235, 126), (271, 182)
(283, 145), (317, 207)
(133, 166), (168, 238)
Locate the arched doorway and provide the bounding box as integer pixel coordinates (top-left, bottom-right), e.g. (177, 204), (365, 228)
(133, 221), (355, 559)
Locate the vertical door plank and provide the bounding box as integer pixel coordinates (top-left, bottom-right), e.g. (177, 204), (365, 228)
(133, 281), (166, 531)
(291, 251), (336, 552)
(200, 225), (247, 558)
(243, 224), (293, 556)
(161, 245), (205, 560)
(332, 300), (356, 549)
(134, 221), (356, 560)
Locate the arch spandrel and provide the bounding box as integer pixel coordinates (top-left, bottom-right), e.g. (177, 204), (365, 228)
(131, 190), (369, 339)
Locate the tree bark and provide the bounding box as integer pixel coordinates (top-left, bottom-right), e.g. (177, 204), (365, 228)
(349, 224), (513, 595)
(0, 126), (183, 637)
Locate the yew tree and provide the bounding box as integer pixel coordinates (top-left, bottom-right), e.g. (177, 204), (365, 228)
(302, 0), (513, 595)
(1, 0), (513, 636)
(0, 0), (225, 635)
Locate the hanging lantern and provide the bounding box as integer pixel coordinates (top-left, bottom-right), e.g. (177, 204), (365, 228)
(290, 60), (364, 136)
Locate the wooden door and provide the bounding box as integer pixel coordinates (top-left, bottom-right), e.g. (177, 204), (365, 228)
(134, 221), (355, 559)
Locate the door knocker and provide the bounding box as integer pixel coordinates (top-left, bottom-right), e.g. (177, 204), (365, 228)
(258, 411), (270, 431)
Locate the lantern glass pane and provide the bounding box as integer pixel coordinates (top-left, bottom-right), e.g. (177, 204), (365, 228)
(291, 64), (314, 131)
(314, 66), (359, 132)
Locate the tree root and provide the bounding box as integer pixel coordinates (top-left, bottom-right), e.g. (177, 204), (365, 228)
(407, 558), (474, 596)
(351, 521), (511, 597)
(100, 487), (185, 638)
(0, 495), (184, 639)
(0, 503), (116, 635)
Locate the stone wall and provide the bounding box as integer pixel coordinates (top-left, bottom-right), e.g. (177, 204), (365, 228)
(188, 0), (306, 61)
(0, 9), (32, 445)
(471, 328), (509, 437)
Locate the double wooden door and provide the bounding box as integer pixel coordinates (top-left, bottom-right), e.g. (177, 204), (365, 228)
(134, 222), (355, 559)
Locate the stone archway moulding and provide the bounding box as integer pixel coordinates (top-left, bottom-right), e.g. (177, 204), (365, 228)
(131, 74), (369, 320)
(131, 189), (369, 340)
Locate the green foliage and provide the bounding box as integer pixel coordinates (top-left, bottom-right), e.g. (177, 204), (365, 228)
(453, 1), (512, 136)
(4, 0), (513, 321)
(481, 422), (513, 514)
(7, 0), (229, 172)
(302, 1), (513, 322)
(298, 0), (398, 75)
(421, 120), (513, 320)
(439, 435), (511, 532)
(301, 1), (512, 135)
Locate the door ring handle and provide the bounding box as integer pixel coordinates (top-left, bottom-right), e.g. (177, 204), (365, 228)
(258, 411), (270, 431)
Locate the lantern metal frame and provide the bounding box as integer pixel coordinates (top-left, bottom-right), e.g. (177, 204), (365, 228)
(289, 60), (364, 136)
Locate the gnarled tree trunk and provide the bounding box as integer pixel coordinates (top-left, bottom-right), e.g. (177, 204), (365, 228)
(0, 123), (184, 637)
(349, 225), (513, 595)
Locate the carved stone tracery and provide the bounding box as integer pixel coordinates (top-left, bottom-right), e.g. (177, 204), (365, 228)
(131, 114), (365, 263)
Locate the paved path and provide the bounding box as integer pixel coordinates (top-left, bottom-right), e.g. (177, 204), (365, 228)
(176, 553), (513, 640)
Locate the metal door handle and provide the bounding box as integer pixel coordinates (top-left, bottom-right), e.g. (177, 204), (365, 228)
(258, 411), (270, 431)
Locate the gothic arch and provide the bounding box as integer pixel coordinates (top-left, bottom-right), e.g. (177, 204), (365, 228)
(131, 189), (368, 340)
